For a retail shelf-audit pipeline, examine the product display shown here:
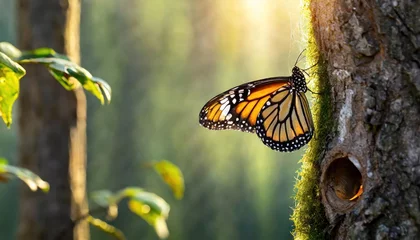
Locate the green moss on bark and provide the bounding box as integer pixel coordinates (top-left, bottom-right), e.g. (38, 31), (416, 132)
(290, 2), (332, 239)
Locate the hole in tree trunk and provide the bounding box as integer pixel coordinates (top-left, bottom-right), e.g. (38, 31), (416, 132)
(322, 156), (364, 212)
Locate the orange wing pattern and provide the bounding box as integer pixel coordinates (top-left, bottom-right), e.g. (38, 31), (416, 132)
(199, 66), (314, 152)
(199, 77), (289, 133)
(256, 89), (313, 152)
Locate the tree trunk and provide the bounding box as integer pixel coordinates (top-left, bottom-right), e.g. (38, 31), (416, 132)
(17, 0), (89, 240)
(307, 0), (420, 239)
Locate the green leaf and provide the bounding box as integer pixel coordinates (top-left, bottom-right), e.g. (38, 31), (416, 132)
(91, 187), (171, 239)
(0, 158), (9, 183)
(117, 187), (144, 199)
(91, 190), (114, 207)
(0, 158), (49, 192)
(92, 76), (112, 104)
(19, 57), (111, 104)
(153, 160), (185, 199)
(66, 67), (105, 104)
(87, 215), (126, 240)
(127, 191), (170, 239)
(123, 189), (170, 218)
(48, 68), (75, 90)
(0, 42), (22, 59)
(18, 47), (70, 61)
(0, 52), (26, 127)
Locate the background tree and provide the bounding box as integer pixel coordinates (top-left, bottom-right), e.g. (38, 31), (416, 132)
(17, 1), (88, 240)
(294, 0), (420, 239)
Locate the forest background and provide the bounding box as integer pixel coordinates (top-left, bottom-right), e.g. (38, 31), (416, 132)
(0, 0), (309, 239)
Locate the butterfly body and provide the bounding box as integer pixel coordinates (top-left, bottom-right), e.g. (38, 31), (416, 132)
(199, 66), (314, 152)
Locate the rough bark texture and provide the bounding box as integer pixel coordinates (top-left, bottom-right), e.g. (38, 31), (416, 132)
(17, 0), (88, 240)
(311, 0), (420, 239)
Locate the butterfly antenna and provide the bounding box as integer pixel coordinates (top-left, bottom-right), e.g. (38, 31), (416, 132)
(302, 61), (320, 84)
(302, 69), (310, 77)
(303, 60), (319, 72)
(294, 49), (306, 66)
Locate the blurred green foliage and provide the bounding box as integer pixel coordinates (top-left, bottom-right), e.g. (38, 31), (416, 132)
(0, 0), (309, 239)
(92, 187), (171, 239)
(0, 158), (49, 192)
(0, 51), (25, 127)
(0, 42), (112, 128)
(18, 48), (112, 105)
(152, 160), (185, 199)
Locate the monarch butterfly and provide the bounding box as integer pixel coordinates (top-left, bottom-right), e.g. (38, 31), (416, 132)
(198, 65), (314, 152)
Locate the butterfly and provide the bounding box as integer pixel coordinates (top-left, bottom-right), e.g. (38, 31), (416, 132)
(198, 64), (314, 152)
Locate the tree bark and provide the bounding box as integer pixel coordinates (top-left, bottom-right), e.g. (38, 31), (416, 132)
(17, 0), (89, 240)
(310, 0), (420, 239)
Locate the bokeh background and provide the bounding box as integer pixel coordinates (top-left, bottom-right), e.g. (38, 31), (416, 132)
(0, 0), (310, 239)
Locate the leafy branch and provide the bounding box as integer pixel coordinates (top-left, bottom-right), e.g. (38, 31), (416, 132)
(84, 160), (184, 239)
(0, 42), (111, 127)
(0, 158), (49, 192)
(0, 42), (186, 240)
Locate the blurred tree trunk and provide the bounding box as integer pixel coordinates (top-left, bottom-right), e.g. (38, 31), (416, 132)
(310, 0), (420, 239)
(17, 0), (89, 240)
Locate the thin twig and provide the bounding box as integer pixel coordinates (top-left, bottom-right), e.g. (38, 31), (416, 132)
(54, 206), (108, 240)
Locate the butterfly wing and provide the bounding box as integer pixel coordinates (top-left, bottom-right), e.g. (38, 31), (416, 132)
(199, 77), (290, 133)
(256, 88), (314, 152)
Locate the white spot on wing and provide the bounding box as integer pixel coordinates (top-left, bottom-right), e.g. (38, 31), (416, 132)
(220, 101), (229, 111)
(221, 105), (230, 117)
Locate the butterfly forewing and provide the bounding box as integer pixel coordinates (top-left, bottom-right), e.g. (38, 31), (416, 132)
(199, 77), (290, 133)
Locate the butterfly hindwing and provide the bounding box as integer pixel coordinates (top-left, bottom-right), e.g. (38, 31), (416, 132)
(256, 88), (314, 152)
(199, 78), (289, 133)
